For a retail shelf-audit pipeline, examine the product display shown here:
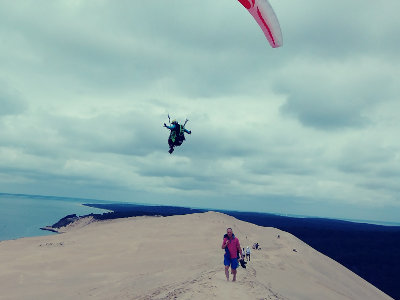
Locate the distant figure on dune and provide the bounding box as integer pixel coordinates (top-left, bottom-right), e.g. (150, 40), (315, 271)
(246, 246), (251, 261)
(222, 228), (244, 282)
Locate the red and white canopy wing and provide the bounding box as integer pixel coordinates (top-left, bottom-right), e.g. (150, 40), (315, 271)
(238, 0), (283, 48)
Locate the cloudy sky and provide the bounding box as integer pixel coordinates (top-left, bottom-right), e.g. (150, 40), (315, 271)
(1, 0), (399, 223)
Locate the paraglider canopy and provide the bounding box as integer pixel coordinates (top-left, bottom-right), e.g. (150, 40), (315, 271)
(237, 0), (283, 48)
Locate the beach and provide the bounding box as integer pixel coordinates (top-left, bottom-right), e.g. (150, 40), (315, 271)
(0, 194), (109, 241)
(0, 211), (392, 300)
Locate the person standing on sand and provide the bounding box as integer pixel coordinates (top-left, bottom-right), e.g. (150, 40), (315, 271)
(246, 246), (251, 261)
(221, 228), (244, 282)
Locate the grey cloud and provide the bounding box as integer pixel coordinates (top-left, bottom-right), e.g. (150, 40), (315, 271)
(0, 106), (164, 160)
(49, 112), (165, 157)
(274, 56), (399, 130)
(279, 1), (400, 59)
(358, 179), (400, 196)
(0, 1), (284, 98)
(337, 142), (400, 178)
(280, 95), (370, 130)
(0, 84), (26, 117)
(248, 156), (316, 176)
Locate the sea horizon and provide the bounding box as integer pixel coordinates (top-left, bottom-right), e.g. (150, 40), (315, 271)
(1, 192), (399, 241)
(0, 193), (110, 241)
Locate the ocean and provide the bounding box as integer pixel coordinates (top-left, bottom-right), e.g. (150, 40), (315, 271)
(0, 193), (109, 241)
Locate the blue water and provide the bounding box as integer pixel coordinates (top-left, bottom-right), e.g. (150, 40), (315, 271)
(0, 193), (109, 241)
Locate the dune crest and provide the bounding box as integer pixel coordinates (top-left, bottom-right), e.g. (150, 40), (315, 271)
(0, 212), (392, 299)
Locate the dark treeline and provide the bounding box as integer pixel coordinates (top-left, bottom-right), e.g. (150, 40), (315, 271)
(50, 203), (205, 228)
(66, 204), (399, 300)
(85, 203), (205, 220)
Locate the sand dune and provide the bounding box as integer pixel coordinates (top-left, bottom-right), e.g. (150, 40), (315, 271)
(0, 212), (393, 300)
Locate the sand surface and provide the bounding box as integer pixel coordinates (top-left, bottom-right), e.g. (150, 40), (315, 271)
(0, 212), (393, 300)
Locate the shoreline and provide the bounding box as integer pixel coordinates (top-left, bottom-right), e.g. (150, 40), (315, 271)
(39, 226), (59, 233)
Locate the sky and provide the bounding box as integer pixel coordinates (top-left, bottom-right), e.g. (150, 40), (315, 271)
(1, 0), (399, 223)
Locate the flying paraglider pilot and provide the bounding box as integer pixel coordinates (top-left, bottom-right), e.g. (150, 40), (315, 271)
(163, 119), (191, 154)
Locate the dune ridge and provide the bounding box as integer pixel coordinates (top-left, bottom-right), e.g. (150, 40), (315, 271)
(0, 212), (393, 300)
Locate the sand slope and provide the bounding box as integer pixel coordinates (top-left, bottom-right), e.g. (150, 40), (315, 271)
(0, 212), (393, 300)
